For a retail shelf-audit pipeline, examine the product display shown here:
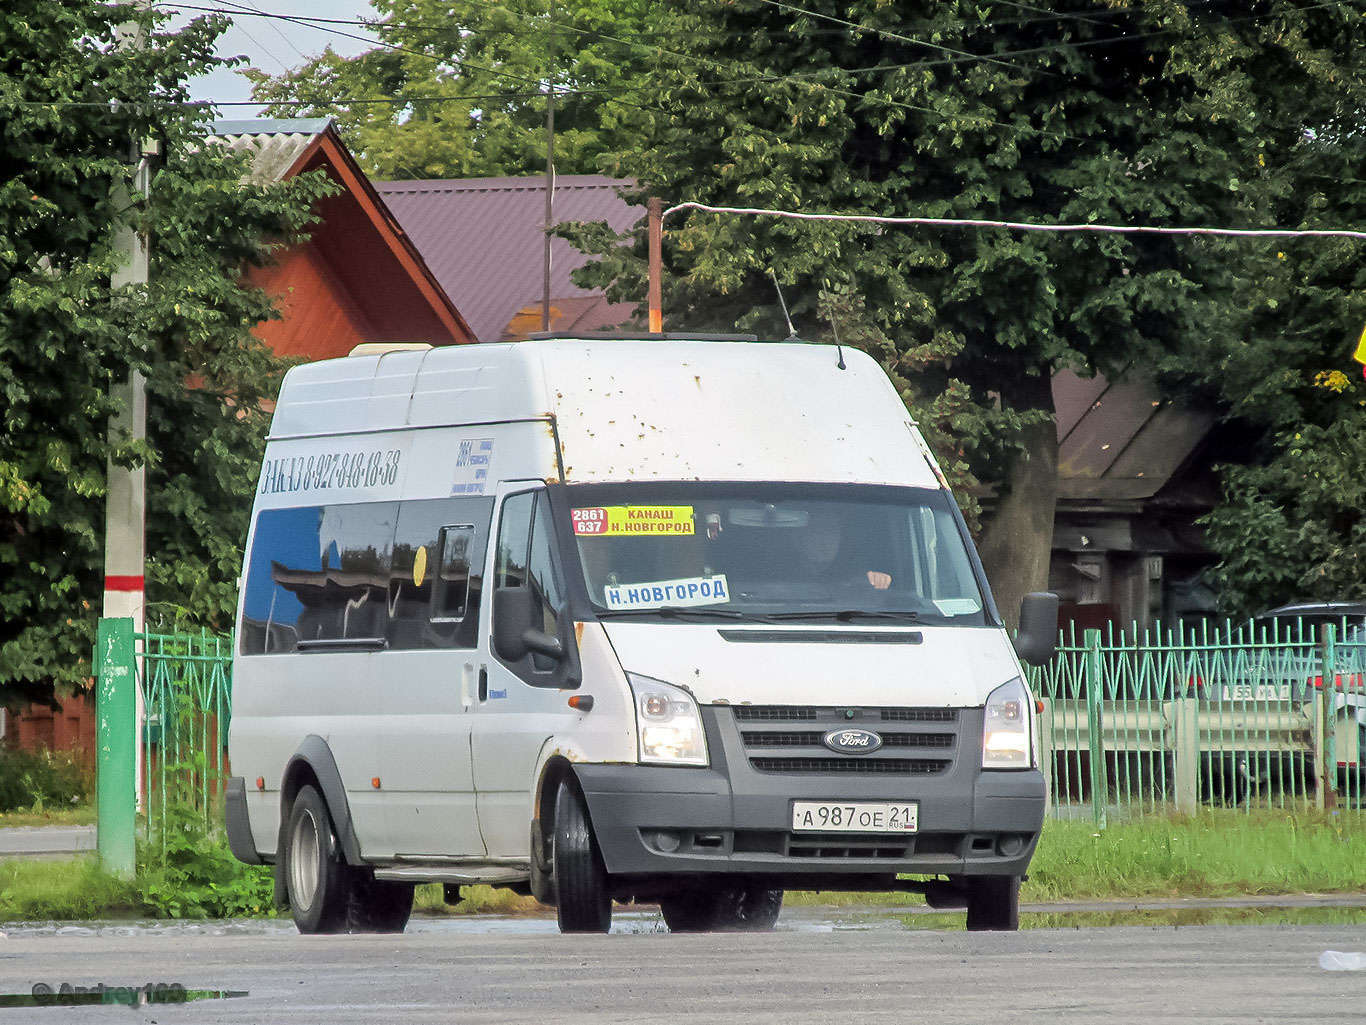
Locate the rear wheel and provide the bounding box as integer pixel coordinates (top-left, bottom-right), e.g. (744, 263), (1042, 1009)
(552, 781), (611, 933)
(965, 875), (1020, 932)
(285, 785), (350, 934)
(660, 885), (784, 932)
(345, 870), (414, 933)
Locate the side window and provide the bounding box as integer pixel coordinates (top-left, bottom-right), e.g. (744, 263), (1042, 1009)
(495, 491), (535, 589)
(388, 497), (492, 650)
(432, 525), (476, 621)
(238, 502), (397, 654)
(527, 494), (566, 641)
(494, 490), (568, 677)
(311, 503), (397, 645)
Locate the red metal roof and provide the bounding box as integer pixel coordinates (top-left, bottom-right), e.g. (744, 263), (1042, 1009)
(373, 175), (642, 342)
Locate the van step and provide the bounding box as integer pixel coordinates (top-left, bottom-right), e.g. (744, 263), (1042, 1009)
(373, 866), (531, 886)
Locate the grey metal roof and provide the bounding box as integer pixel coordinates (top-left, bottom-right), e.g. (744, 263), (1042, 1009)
(373, 174), (642, 342)
(208, 118), (333, 184)
(1054, 369), (1217, 502)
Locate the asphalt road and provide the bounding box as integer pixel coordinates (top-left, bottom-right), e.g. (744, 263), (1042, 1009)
(0, 911), (1362, 1024)
(0, 826), (94, 858)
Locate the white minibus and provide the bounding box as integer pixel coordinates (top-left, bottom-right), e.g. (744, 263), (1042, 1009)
(226, 336), (1057, 934)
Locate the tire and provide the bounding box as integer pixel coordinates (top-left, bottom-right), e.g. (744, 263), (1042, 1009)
(552, 781), (612, 933)
(285, 785), (351, 934)
(346, 870), (414, 933)
(660, 885), (784, 932)
(965, 875), (1020, 932)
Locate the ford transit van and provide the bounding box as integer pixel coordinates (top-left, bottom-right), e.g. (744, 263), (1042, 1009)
(225, 336), (1057, 934)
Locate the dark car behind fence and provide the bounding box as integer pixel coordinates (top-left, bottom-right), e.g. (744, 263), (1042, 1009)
(1030, 618), (1366, 824)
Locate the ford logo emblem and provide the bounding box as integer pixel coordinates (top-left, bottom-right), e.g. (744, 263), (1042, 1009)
(823, 728), (883, 755)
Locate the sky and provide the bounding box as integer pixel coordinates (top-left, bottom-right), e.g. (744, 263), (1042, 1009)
(165, 0), (381, 115)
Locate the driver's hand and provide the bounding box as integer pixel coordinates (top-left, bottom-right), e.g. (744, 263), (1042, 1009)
(867, 571), (892, 590)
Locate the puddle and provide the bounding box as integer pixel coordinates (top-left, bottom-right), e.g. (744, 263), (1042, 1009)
(857, 906), (1366, 931)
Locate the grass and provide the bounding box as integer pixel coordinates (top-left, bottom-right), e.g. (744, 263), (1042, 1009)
(0, 806), (97, 829)
(786, 809), (1366, 908)
(1024, 810), (1366, 901)
(2, 810), (1362, 922)
(0, 857), (140, 921)
(414, 884), (544, 916)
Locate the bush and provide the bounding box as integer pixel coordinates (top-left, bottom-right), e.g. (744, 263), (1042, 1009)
(137, 804), (277, 919)
(0, 748), (91, 812)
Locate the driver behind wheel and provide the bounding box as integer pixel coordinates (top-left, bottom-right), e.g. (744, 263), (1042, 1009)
(795, 507), (892, 591)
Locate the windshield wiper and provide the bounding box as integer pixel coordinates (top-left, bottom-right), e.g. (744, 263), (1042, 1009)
(596, 606), (757, 621)
(766, 609), (922, 623)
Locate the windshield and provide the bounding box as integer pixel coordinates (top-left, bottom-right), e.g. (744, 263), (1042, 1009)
(556, 482), (988, 625)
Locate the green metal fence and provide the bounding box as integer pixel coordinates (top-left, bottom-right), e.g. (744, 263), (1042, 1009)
(1029, 619), (1366, 824)
(136, 629), (234, 847)
(103, 617), (1365, 863)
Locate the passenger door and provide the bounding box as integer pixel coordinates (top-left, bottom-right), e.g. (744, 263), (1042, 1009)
(472, 485), (581, 858)
(376, 497), (492, 858)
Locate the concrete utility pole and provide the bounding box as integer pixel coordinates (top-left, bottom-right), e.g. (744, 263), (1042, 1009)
(102, 5), (153, 839)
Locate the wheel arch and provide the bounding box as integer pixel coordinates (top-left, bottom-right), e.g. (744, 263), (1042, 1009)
(280, 735), (363, 867)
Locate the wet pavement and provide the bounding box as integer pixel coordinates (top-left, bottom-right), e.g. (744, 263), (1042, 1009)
(3, 895), (1366, 939)
(0, 912), (1362, 1023)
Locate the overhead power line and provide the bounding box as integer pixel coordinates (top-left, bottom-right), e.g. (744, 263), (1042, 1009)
(151, 0), (1354, 150)
(162, 2), (552, 91)
(662, 202), (1366, 241)
(160, 0), (1355, 112)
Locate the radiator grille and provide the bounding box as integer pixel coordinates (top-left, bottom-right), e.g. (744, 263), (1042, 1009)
(881, 708), (958, 723)
(732, 706), (819, 722)
(741, 731), (952, 750)
(731, 706), (960, 777)
(750, 757), (948, 775)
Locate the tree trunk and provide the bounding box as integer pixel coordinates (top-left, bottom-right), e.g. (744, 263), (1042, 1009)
(976, 384), (1058, 633)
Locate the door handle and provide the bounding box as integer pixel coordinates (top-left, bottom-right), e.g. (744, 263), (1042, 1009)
(460, 663), (474, 707)
(478, 666), (488, 702)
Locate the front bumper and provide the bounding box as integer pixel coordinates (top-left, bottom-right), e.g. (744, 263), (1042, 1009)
(576, 705), (1044, 884)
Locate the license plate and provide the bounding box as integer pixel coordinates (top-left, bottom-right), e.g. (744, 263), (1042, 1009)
(791, 801), (918, 833)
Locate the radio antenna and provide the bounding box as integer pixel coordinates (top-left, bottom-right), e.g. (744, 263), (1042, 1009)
(822, 279), (847, 370)
(769, 269), (799, 340)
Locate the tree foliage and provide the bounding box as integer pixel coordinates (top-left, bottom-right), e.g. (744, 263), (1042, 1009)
(0, 2), (333, 707)
(1162, 58), (1366, 612)
(565, 0), (1366, 619)
(1201, 408), (1366, 615)
(248, 0), (659, 180)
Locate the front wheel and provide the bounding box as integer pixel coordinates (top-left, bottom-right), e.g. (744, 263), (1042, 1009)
(285, 785), (350, 934)
(660, 885), (784, 932)
(965, 875), (1020, 932)
(552, 781), (611, 933)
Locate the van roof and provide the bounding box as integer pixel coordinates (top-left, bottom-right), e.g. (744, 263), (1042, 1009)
(270, 338), (940, 488)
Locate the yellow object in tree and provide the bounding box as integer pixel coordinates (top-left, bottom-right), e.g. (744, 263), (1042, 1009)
(1355, 324), (1366, 365)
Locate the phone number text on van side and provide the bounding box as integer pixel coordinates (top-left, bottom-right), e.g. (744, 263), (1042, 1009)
(258, 449), (402, 496)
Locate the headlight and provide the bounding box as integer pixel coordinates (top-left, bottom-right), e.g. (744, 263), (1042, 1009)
(982, 677), (1032, 770)
(627, 673), (708, 766)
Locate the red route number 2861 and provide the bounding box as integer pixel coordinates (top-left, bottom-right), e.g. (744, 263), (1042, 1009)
(571, 508), (608, 535)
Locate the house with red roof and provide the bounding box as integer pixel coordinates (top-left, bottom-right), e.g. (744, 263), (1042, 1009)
(210, 119), (476, 356)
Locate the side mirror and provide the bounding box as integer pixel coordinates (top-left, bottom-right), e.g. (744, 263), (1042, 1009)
(1013, 592), (1060, 667)
(493, 587), (563, 663)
